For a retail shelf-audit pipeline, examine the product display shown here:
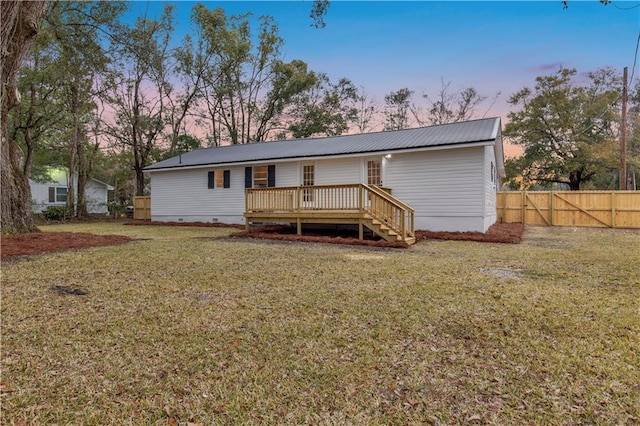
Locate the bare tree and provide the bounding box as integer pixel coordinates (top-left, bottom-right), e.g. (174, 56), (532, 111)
(419, 79), (489, 126)
(353, 86), (378, 133)
(102, 5), (174, 196)
(383, 88), (414, 130)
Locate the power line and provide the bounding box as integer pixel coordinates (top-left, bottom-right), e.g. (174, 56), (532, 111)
(612, 1), (640, 10)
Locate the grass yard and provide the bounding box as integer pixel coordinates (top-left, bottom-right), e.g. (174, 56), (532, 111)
(1, 224), (639, 425)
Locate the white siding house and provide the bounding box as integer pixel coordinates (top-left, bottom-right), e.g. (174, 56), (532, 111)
(30, 168), (113, 214)
(144, 118), (505, 232)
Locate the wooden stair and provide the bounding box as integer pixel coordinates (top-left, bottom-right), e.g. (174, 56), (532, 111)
(362, 216), (416, 245)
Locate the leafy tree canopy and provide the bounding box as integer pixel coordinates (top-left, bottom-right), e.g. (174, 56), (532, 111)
(503, 67), (620, 190)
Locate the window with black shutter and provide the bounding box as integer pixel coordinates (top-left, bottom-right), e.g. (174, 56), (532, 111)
(267, 165), (276, 187)
(223, 170), (231, 188)
(245, 167), (252, 188)
(246, 165), (275, 188)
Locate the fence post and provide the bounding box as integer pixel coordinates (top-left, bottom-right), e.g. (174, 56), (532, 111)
(611, 192), (616, 228)
(550, 191), (555, 226)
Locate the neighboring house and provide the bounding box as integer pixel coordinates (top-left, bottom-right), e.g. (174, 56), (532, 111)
(30, 167), (114, 215)
(143, 117), (505, 237)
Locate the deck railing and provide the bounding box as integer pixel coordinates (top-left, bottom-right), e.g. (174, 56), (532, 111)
(365, 184), (415, 239)
(246, 184), (415, 239)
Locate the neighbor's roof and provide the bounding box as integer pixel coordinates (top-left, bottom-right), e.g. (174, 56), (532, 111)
(144, 117), (502, 171)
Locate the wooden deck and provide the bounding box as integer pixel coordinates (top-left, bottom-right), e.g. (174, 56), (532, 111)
(244, 184), (416, 244)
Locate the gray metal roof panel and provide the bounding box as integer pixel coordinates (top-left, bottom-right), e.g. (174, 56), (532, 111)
(144, 117), (501, 171)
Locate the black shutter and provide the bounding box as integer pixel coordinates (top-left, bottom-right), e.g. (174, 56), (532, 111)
(267, 165), (276, 187)
(48, 187), (55, 202)
(207, 171), (215, 188)
(245, 167), (252, 188)
(223, 170), (230, 188)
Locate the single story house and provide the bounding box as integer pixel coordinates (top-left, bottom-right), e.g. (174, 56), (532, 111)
(30, 167), (113, 214)
(143, 117), (505, 243)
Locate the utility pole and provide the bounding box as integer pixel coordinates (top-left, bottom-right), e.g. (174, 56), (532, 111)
(620, 67), (628, 190)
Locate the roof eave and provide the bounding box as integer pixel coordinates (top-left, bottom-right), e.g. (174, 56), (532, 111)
(143, 138), (498, 173)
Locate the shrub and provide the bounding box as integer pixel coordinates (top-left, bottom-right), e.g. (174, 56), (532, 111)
(41, 206), (68, 221)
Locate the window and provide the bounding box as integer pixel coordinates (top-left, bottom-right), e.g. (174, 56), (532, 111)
(245, 165), (275, 188)
(302, 164), (314, 186)
(302, 164), (314, 202)
(367, 159), (382, 186)
(208, 170), (231, 189)
(48, 187), (67, 203)
(253, 165), (268, 188)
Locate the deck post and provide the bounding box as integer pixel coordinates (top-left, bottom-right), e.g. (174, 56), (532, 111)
(297, 218), (302, 235)
(359, 220), (364, 240)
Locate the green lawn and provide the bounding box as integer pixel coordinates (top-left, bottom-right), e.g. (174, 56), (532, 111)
(2, 224), (639, 425)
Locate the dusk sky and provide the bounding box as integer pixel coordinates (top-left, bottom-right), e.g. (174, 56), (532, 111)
(127, 1), (640, 154)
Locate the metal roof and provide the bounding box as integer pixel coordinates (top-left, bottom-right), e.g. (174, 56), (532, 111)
(144, 117), (502, 171)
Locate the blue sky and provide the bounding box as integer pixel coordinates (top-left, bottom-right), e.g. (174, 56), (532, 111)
(128, 1), (639, 133)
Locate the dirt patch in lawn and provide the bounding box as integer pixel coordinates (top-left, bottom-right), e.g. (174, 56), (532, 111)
(1, 232), (134, 259)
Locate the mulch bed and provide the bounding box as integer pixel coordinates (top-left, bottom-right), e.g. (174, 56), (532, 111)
(230, 226), (410, 248)
(231, 222), (525, 247)
(415, 222), (525, 244)
(1, 232), (134, 259)
(1, 222), (525, 259)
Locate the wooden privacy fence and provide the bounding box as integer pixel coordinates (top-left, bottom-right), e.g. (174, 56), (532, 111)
(497, 191), (640, 229)
(133, 196), (151, 220)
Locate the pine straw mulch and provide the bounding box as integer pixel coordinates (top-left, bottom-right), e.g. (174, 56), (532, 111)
(1, 222), (524, 259)
(0, 232), (134, 259)
(230, 222), (524, 248)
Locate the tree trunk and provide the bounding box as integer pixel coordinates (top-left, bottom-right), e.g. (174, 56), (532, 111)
(76, 141), (88, 218)
(569, 171), (581, 191)
(1, 1), (47, 235)
(68, 83), (90, 217)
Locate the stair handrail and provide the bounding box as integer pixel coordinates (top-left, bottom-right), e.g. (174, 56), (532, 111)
(365, 184), (415, 213)
(362, 184), (415, 239)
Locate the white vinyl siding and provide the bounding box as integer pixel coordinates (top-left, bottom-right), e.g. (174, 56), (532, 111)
(315, 157), (361, 185)
(84, 180), (110, 214)
(385, 147), (485, 217)
(151, 167), (245, 219)
(483, 145), (498, 225)
(150, 162), (299, 222)
(274, 162), (298, 186)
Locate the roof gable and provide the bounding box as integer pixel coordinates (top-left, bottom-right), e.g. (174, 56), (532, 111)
(145, 117), (502, 171)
